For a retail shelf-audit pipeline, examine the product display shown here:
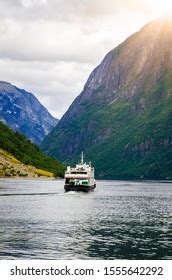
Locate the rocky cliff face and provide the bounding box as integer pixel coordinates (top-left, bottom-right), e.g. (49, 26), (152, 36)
(41, 16), (172, 179)
(0, 81), (58, 144)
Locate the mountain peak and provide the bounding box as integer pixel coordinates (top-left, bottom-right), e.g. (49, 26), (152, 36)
(0, 81), (58, 144)
(55, 16), (172, 126)
(0, 81), (11, 85)
(0, 81), (15, 91)
(140, 15), (172, 35)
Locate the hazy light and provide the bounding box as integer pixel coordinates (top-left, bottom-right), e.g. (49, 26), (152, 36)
(151, 0), (172, 17)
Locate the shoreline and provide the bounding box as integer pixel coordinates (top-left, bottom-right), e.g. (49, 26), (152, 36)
(0, 177), (63, 181)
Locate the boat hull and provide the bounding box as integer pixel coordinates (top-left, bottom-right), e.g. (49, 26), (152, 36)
(64, 184), (96, 192)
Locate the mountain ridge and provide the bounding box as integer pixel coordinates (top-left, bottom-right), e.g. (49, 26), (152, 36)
(0, 81), (58, 145)
(53, 16), (172, 129)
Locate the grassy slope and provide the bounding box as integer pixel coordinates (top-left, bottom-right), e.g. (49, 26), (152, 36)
(0, 149), (54, 177)
(85, 69), (172, 179)
(0, 121), (65, 177)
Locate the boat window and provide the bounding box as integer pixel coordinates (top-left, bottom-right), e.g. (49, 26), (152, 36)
(71, 172), (87, 174)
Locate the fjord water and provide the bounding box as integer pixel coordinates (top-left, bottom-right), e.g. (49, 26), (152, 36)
(0, 179), (171, 260)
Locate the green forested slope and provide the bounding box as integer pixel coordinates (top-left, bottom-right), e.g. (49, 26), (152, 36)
(85, 70), (172, 179)
(0, 121), (65, 177)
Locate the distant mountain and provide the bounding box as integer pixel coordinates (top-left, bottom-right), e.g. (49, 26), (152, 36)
(0, 121), (65, 177)
(0, 81), (58, 145)
(41, 16), (172, 180)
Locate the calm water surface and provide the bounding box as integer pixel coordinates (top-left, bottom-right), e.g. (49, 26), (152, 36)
(0, 179), (171, 260)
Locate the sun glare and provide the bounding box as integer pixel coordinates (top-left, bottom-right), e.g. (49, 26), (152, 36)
(151, 0), (172, 17)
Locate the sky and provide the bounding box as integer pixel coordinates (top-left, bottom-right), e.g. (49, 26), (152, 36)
(0, 0), (170, 118)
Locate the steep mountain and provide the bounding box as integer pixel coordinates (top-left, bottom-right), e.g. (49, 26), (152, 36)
(0, 121), (65, 177)
(0, 81), (58, 145)
(41, 16), (172, 180)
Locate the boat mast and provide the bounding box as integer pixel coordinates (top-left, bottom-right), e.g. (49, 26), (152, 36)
(81, 151), (84, 164)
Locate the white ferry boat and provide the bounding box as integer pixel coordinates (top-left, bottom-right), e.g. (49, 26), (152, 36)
(64, 152), (96, 192)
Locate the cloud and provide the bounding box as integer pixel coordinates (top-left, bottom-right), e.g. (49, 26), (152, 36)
(0, 0), (157, 21)
(0, 58), (93, 117)
(0, 18), (114, 64)
(0, 0), (162, 118)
